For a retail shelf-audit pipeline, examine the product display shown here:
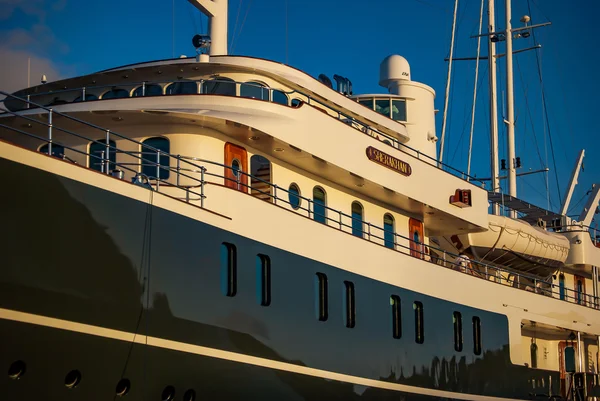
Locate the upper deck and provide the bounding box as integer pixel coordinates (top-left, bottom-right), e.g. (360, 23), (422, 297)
(2, 55), (490, 234)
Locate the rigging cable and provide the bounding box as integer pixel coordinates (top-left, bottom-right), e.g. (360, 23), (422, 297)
(449, 63), (488, 165)
(172, 0), (175, 58)
(285, 0), (289, 64)
(231, 0), (254, 54)
(188, 0), (198, 35)
(515, 56), (546, 169)
(438, 0), (459, 164)
(467, 0), (485, 180)
(115, 185), (154, 401)
(230, 0), (243, 54)
(526, 0), (562, 208)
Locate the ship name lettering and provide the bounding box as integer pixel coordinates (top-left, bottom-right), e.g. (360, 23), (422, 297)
(366, 146), (412, 176)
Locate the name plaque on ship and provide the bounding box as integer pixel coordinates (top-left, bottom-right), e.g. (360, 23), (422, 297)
(366, 146), (412, 177)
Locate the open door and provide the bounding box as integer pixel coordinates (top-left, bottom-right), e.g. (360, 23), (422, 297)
(409, 218), (424, 259)
(224, 142), (248, 192)
(559, 341), (578, 398)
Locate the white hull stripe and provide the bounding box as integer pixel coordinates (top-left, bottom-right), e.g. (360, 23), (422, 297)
(0, 308), (521, 401)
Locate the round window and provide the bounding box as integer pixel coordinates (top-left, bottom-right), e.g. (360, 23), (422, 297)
(288, 183), (301, 210)
(231, 159), (241, 178)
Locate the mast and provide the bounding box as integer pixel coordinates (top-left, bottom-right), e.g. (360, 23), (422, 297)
(488, 0), (500, 214)
(439, 0), (459, 164)
(188, 0), (228, 55)
(505, 0), (517, 203)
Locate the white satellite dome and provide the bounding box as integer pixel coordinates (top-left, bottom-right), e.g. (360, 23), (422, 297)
(379, 55), (411, 89)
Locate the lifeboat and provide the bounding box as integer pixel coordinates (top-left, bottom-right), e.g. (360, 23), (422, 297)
(442, 214), (570, 276)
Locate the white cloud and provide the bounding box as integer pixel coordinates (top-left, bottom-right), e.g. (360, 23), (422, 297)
(0, 46), (64, 93)
(0, 0), (71, 94)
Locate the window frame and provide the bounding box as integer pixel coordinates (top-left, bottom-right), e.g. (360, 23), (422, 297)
(288, 183), (301, 210)
(351, 201), (364, 238)
(414, 301), (424, 344)
(343, 280), (356, 328)
(472, 316), (482, 355)
(313, 186), (327, 224)
(220, 242), (237, 297)
(256, 254), (271, 306)
(391, 295), (401, 339)
(453, 311), (463, 352)
(315, 273), (328, 321)
(383, 213), (395, 249)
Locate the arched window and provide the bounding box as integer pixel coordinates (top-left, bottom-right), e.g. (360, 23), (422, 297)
(39, 143), (65, 158)
(530, 342), (538, 368)
(250, 155), (272, 202)
(559, 274), (565, 300)
(132, 84), (163, 97)
(141, 137), (170, 179)
(313, 187), (327, 224)
(291, 98), (303, 108)
(166, 81), (198, 95)
(204, 78), (236, 96)
(272, 90), (288, 105)
(240, 81), (269, 100)
(383, 214), (395, 249)
(351, 201), (364, 238)
(73, 93), (98, 102)
(89, 140), (117, 172)
(288, 183), (301, 210)
(101, 88), (129, 99)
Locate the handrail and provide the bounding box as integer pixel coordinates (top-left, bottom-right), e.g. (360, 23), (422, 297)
(5, 78), (486, 186)
(1, 91), (598, 311)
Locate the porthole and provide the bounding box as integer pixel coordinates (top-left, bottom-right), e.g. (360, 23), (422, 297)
(116, 378), (131, 397)
(161, 385), (176, 401)
(183, 389), (196, 401)
(64, 370), (82, 389)
(8, 360), (26, 380)
(288, 183), (301, 210)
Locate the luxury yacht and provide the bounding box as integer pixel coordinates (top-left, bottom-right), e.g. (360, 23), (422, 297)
(0, 0), (599, 400)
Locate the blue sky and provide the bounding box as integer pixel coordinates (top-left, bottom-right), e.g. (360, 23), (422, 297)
(0, 0), (598, 222)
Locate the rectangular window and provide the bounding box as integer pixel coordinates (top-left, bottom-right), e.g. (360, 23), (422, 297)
(344, 281), (356, 328)
(391, 295), (401, 339)
(453, 311), (463, 352)
(220, 242), (237, 297)
(315, 273), (328, 321)
(414, 301), (424, 344)
(473, 316), (482, 355)
(256, 254), (271, 306)
(391, 99), (407, 121)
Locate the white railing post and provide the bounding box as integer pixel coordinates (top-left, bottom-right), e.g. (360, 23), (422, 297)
(200, 167), (205, 208)
(47, 109), (53, 156)
(155, 150), (160, 191)
(105, 130), (111, 174)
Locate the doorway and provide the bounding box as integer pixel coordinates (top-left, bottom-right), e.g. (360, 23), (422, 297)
(224, 143), (248, 192)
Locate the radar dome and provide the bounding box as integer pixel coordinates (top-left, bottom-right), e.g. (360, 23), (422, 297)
(379, 55), (411, 89)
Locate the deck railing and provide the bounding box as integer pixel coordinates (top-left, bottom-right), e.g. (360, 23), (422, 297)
(2, 78), (486, 186)
(1, 91), (598, 311)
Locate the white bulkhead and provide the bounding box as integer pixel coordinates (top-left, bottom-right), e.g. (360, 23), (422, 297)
(379, 55), (437, 159)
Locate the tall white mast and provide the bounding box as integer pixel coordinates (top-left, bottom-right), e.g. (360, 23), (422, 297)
(488, 0), (500, 214)
(505, 0), (517, 201)
(188, 0), (228, 55)
(439, 0), (459, 164)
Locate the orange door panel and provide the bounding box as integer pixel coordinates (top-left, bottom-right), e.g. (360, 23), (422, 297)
(224, 142), (248, 192)
(409, 218), (424, 259)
